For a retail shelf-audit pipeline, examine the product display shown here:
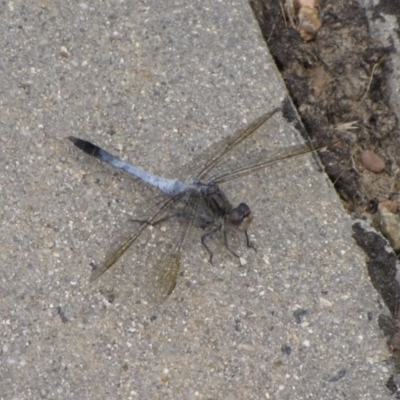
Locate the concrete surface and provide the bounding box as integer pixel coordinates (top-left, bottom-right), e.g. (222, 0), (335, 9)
(0, 1), (390, 399)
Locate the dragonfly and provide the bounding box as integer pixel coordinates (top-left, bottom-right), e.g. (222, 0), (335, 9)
(68, 105), (326, 303)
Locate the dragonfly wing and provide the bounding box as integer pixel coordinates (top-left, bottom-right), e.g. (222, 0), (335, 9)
(176, 107), (281, 182)
(154, 192), (199, 299)
(89, 195), (179, 282)
(211, 142), (319, 184)
(89, 221), (148, 283)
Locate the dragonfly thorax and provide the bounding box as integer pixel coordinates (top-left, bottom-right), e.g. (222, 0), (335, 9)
(196, 182), (233, 218)
(196, 182), (253, 232)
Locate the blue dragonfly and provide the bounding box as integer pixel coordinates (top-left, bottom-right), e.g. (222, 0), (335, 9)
(68, 106), (324, 302)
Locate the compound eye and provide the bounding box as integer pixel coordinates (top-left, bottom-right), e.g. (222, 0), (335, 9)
(227, 203), (253, 231)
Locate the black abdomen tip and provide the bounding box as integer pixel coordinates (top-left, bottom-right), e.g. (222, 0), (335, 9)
(68, 136), (101, 158)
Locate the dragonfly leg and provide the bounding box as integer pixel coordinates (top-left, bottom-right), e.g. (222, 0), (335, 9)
(201, 224), (222, 264)
(130, 209), (194, 227)
(223, 228), (243, 266)
(130, 218), (152, 225)
(223, 229), (256, 266)
(245, 231), (257, 252)
(130, 214), (175, 227)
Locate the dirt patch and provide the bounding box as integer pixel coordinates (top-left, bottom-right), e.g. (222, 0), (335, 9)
(251, 0), (399, 212)
(250, 0), (400, 393)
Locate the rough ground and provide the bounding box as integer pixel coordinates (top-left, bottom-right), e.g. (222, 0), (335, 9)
(252, 0), (399, 212)
(250, 0), (400, 395)
(0, 1), (392, 398)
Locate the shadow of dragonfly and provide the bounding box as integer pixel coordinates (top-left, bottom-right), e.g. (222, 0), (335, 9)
(68, 105), (330, 303)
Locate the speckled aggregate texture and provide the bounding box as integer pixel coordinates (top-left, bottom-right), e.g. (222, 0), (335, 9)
(0, 1), (390, 399)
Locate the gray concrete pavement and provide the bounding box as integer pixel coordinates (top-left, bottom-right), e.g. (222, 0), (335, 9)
(0, 1), (390, 399)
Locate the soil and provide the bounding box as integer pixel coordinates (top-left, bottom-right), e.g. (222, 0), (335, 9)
(250, 0), (400, 394)
(251, 0), (400, 213)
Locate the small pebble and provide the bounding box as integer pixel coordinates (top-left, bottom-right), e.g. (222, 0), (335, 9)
(60, 46), (69, 58)
(377, 205), (400, 251)
(378, 200), (399, 214)
(319, 297), (333, 308)
(78, 3), (89, 10)
(360, 150), (385, 173)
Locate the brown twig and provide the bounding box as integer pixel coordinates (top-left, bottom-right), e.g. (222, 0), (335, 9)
(280, 0), (288, 27)
(360, 63), (379, 103)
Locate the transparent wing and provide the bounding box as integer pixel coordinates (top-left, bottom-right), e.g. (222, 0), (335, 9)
(179, 105), (332, 185)
(89, 194), (181, 282)
(128, 191), (200, 305)
(211, 142), (319, 184)
(149, 196), (198, 303)
(184, 107), (281, 182)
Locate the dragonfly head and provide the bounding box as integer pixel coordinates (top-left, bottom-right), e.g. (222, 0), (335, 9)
(227, 203), (253, 232)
